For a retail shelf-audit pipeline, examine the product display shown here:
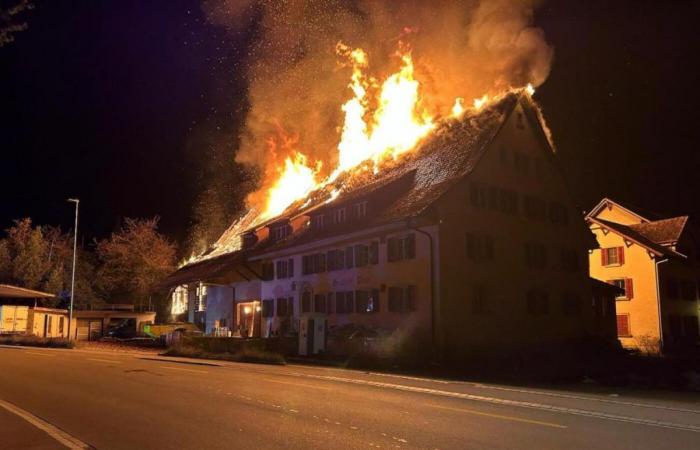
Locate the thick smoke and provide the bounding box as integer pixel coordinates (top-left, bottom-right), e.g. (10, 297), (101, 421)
(202, 0), (553, 210)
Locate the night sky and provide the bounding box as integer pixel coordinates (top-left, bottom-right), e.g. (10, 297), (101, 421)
(2, 0), (700, 248)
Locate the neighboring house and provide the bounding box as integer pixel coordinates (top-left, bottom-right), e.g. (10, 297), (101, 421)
(586, 198), (700, 353)
(71, 305), (156, 341)
(0, 284), (69, 338)
(164, 92), (615, 358)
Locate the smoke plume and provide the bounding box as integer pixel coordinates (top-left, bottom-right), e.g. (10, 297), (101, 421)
(202, 0), (553, 211)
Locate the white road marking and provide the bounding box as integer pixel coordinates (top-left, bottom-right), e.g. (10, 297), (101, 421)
(25, 351), (55, 357)
(292, 373), (700, 433)
(427, 403), (567, 429)
(0, 398), (90, 449)
(86, 358), (122, 364)
(158, 366), (209, 374)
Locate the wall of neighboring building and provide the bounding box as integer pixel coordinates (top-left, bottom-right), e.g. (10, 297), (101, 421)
(657, 259), (700, 348)
(588, 225), (660, 351)
(28, 309), (69, 338)
(435, 101), (603, 358)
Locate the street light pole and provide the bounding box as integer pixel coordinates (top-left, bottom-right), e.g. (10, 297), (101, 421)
(67, 198), (79, 340)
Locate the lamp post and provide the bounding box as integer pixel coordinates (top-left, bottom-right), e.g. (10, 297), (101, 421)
(67, 198), (79, 340)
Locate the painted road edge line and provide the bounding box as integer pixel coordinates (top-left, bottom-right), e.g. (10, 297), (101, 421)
(0, 398), (91, 449)
(292, 373), (700, 433)
(427, 403), (567, 429)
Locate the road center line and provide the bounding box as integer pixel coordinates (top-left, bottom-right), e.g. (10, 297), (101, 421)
(87, 358), (122, 364)
(292, 373), (700, 433)
(263, 378), (332, 391)
(0, 398), (90, 449)
(427, 403), (567, 429)
(159, 366), (209, 374)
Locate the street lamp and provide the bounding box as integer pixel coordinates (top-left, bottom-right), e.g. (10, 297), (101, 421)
(67, 198), (79, 340)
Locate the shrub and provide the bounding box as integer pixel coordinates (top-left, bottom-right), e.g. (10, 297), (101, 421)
(162, 342), (285, 365)
(0, 334), (74, 349)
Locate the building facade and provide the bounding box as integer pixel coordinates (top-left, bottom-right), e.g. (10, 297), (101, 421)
(166, 93), (616, 357)
(587, 198), (700, 353)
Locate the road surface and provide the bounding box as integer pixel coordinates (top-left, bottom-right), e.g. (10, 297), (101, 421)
(1, 345), (699, 449)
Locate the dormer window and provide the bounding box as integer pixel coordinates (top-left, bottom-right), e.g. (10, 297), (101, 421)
(271, 224), (290, 241)
(332, 207), (347, 225)
(312, 214), (325, 230)
(353, 202), (367, 219)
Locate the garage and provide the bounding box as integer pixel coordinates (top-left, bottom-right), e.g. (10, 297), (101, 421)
(76, 319), (103, 341)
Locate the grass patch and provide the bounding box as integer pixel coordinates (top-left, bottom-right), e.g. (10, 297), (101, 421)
(162, 343), (285, 365)
(0, 334), (74, 349)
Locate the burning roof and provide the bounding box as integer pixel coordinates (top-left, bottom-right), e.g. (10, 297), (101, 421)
(166, 91), (543, 285)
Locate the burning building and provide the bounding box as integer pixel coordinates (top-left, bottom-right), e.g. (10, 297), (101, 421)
(163, 91), (617, 358)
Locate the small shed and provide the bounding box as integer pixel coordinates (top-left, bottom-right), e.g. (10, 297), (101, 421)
(0, 284), (68, 338)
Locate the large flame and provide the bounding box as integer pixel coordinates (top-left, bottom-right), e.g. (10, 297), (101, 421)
(334, 43), (435, 178)
(185, 41), (539, 265)
(263, 152), (319, 219)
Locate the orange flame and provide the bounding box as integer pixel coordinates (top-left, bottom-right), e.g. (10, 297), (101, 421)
(263, 152), (319, 219)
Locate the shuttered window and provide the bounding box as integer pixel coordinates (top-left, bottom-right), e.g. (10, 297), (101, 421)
(314, 294), (326, 313)
(387, 234), (416, 262)
(616, 314), (631, 337)
(602, 247), (624, 266)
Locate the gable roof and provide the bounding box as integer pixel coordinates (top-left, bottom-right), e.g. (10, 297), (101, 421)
(628, 216), (688, 246)
(166, 92), (546, 285)
(586, 198), (651, 223)
(588, 217), (686, 259)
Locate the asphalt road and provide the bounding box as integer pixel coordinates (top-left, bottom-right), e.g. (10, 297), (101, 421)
(1, 346), (700, 449)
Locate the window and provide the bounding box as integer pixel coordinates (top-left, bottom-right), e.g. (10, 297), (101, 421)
(262, 299), (274, 318)
(388, 286), (416, 313)
(275, 298), (293, 317)
(524, 242), (547, 268)
(472, 285), (488, 314)
(601, 247), (624, 266)
(335, 292), (346, 314)
(561, 292), (581, 316)
(332, 207), (347, 225)
(548, 202), (569, 226)
(616, 314), (631, 337)
(276, 298), (288, 317)
(608, 278), (633, 299)
(560, 249), (580, 272)
(312, 214), (325, 230)
(276, 259), (292, 279)
(196, 284), (207, 312)
(465, 233), (494, 262)
(59, 317), (65, 334)
(301, 292), (312, 313)
(354, 289), (379, 313)
(526, 289), (549, 315)
(514, 152), (530, 174)
(369, 241), (379, 264)
(344, 291), (354, 314)
(387, 234), (416, 262)
(353, 202), (367, 219)
(523, 195), (546, 221)
(345, 246), (354, 268)
(262, 262), (275, 281)
(326, 293), (335, 314)
(271, 224), (290, 241)
(469, 182), (488, 208)
(354, 244), (369, 267)
(327, 249), (345, 271)
(314, 294), (326, 313)
(302, 253), (326, 274)
(499, 189), (518, 215)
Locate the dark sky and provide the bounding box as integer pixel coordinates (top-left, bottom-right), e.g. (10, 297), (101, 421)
(2, 0), (700, 246)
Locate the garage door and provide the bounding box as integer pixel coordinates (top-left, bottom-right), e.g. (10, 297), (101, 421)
(76, 319), (90, 340)
(89, 320), (102, 341)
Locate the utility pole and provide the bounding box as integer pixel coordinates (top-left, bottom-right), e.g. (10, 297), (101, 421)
(67, 198), (79, 340)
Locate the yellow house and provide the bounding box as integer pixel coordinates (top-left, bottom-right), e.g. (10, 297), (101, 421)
(586, 199), (700, 353)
